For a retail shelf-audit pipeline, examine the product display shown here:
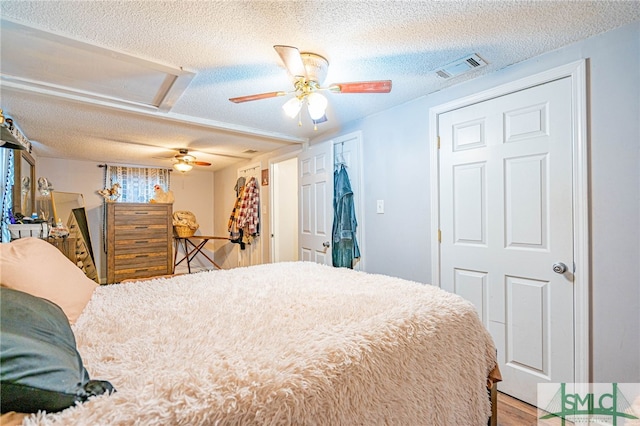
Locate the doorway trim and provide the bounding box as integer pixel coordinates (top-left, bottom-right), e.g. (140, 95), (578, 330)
(269, 148), (302, 263)
(429, 60), (590, 385)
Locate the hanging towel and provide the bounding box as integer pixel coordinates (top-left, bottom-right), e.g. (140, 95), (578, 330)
(332, 165), (360, 268)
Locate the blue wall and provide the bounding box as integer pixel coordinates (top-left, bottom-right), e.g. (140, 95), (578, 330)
(314, 21), (640, 383)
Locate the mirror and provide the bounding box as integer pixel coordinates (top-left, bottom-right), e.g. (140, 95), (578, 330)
(12, 149), (35, 217)
(51, 191), (84, 226)
(50, 191), (99, 283)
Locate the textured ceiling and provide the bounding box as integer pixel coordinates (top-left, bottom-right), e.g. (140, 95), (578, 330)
(1, 1), (639, 171)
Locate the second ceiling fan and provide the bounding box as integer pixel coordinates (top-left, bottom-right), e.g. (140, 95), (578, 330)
(229, 45), (392, 129)
(172, 149), (211, 172)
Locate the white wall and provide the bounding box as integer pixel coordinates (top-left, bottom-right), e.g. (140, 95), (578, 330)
(37, 158), (215, 281)
(168, 169), (216, 274)
(313, 22), (640, 383)
(211, 163), (241, 269)
(331, 106), (431, 283)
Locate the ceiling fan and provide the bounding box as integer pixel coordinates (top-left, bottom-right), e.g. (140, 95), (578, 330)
(172, 149), (211, 172)
(229, 45), (392, 129)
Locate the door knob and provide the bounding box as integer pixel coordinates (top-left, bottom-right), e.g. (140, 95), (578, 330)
(323, 241), (330, 248)
(552, 262), (567, 274)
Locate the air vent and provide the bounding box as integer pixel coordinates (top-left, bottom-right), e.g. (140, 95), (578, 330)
(243, 149), (258, 154)
(435, 54), (487, 79)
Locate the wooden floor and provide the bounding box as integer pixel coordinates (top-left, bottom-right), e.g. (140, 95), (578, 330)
(496, 392), (538, 426)
(496, 392), (573, 426)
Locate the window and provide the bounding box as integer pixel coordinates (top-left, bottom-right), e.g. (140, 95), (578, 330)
(104, 165), (170, 203)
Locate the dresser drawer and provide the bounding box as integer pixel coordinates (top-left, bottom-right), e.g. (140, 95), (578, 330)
(113, 238), (168, 253)
(114, 225), (169, 239)
(114, 212), (171, 226)
(114, 252), (168, 268)
(113, 265), (170, 282)
(112, 205), (168, 215)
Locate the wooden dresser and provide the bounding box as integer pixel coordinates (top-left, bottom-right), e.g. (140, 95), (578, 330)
(106, 203), (173, 284)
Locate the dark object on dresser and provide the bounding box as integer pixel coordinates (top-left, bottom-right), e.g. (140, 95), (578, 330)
(106, 202), (173, 283)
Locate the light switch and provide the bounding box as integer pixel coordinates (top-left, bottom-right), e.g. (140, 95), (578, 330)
(376, 200), (384, 214)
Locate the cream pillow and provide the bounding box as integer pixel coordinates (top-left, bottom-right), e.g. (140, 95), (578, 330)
(0, 237), (97, 324)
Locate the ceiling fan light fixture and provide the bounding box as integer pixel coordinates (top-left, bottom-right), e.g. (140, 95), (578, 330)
(307, 92), (328, 120)
(173, 160), (193, 173)
(282, 97), (303, 118)
(231, 45), (392, 130)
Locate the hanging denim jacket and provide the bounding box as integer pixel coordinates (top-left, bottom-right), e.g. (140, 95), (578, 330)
(332, 165), (360, 268)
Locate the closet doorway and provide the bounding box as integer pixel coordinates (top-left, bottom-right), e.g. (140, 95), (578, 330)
(273, 132), (364, 267)
(430, 61), (589, 406)
(268, 132), (365, 270)
(270, 155), (299, 262)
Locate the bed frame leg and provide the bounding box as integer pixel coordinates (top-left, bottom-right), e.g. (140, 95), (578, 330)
(488, 382), (497, 426)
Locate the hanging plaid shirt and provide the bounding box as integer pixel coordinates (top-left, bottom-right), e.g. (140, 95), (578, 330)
(228, 185), (245, 241)
(236, 177), (260, 236)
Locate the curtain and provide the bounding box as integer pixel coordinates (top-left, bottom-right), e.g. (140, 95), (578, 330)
(1, 149), (14, 242)
(105, 165), (170, 203)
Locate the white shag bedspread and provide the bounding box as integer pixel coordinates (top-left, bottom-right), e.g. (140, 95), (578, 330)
(26, 262), (497, 425)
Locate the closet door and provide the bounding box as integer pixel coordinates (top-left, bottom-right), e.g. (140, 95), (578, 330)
(298, 141), (333, 265)
(438, 77), (575, 405)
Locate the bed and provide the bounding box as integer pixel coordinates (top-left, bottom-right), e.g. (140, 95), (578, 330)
(1, 238), (499, 425)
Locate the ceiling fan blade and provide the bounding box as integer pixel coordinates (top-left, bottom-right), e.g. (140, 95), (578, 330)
(193, 161), (211, 166)
(229, 91), (286, 103)
(274, 45), (306, 79)
(328, 80), (392, 94)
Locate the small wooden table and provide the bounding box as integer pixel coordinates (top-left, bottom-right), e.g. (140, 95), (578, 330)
(173, 235), (229, 273)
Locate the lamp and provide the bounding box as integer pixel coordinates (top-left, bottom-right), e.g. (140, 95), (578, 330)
(173, 160), (193, 173)
(282, 78), (328, 129)
(306, 92), (328, 120)
(282, 97), (303, 118)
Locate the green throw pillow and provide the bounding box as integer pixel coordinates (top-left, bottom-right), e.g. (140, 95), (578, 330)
(0, 287), (114, 413)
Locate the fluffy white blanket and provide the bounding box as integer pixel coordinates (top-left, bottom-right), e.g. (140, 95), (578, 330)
(26, 262), (496, 425)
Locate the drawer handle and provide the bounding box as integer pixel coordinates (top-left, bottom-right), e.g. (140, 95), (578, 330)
(136, 254), (149, 258)
(134, 269), (148, 273)
(134, 212), (149, 215)
(135, 241), (149, 244)
(135, 226), (147, 229)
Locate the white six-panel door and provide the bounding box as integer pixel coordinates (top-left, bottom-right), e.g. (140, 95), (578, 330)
(438, 77), (575, 405)
(298, 141), (333, 264)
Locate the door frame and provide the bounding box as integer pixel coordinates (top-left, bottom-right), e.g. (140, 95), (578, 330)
(429, 60), (590, 385)
(298, 140), (334, 264)
(269, 148), (302, 263)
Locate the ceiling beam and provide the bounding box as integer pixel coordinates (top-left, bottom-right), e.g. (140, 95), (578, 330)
(1, 76), (308, 145)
